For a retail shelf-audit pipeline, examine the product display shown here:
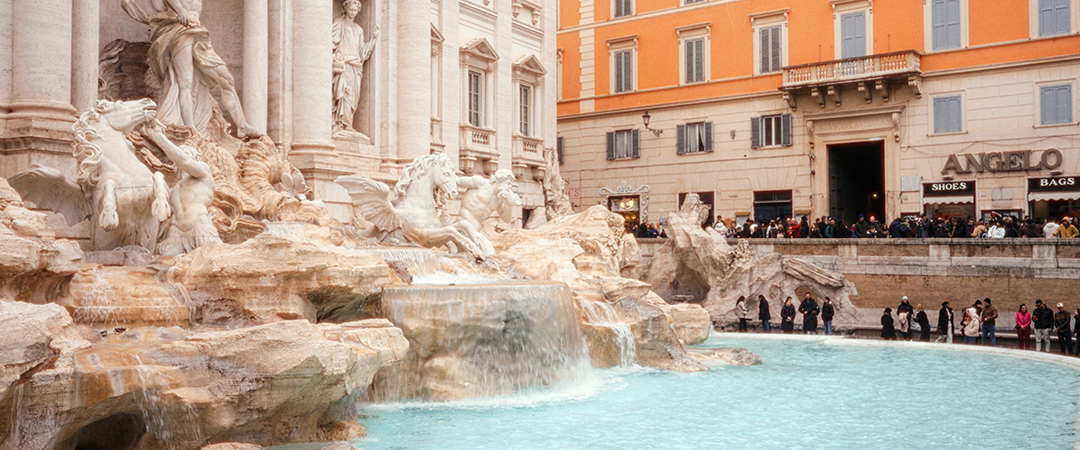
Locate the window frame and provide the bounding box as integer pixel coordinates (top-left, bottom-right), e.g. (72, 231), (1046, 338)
(931, 93), (964, 135)
(1031, 0), (1078, 37)
(518, 84), (533, 136)
(830, 0), (873, 60)
(676, 121), (714, 155)
(467, 70), (485, 127)
(750, 113), (793, 149)
(924, 0), (968, 52)
(606, 128), (641, 160)
(613, 0), (634, 19)
(1037, 82), (1075, 126)
(677, 24), (711, 85)
(750, 10), (788, 75)
(608, 36), (638, 94)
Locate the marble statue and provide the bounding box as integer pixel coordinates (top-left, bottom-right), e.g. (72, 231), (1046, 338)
(456, 169), (521, 256)
(121, 0), (263, 139)
(335, 153), (483, 259)
(332, 0), (379, 139)
(9, 99), (171, 251)
(146, 122), (222, 255)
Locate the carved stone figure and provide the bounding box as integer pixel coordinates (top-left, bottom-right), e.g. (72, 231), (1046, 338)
(335, 154), (483, 259)
(332, 0), (379, 139)
(9, 99), (171, 251)
(145, 122), (222, 255)
(455, 169), (521, 256)
(121, 0), (263, 139)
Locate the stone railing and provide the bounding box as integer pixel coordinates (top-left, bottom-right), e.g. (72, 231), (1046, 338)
(782, 50), (921, 88)
(460, 123), (495, 153)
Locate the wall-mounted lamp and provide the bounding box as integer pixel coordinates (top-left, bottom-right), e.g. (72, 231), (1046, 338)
(642, 111), (662, 137)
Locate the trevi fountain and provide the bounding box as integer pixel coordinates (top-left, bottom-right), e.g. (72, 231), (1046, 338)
(0, 0), (1078, 449)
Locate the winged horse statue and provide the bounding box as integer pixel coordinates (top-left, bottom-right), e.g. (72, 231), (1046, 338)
(9, 98), (170, 251)
(335, 153), (484, 259)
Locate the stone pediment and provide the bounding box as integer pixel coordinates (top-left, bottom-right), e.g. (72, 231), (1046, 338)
(513, 54), (546, 77)
(461, 38), (499, 64)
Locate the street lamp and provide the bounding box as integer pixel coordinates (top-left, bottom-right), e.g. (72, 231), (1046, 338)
(642, 111), (662, 137)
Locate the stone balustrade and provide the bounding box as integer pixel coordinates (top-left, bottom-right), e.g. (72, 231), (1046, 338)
(782, 50), (921, 88)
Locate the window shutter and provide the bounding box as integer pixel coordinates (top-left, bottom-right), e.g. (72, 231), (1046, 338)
(750, 117), (761, 149)
(949, 97), (962, 132)
(613, 52), (623, 92)
(1039, 0), (1054, 36)
(842, 12), (866, 58)
(1041, 86), (1055, 124)
(676, 124), (687, 154)
(631, 129), (641, 158)
(781, 114), (793, 147)
(557, 136), (565, 164)
(932, 0), (946, 50)
(945, 0), (961, 49)
(759, 29), (770, 73)
(625, 51), (634, 90)
(770, 27), (782, 72)
(1059, 85), (1073, 123)
(1056, 0), (1071, 35)
(684, 41), (693, 83)
(694, 39), (704, 82)
(704, 122), (714, 152)
(606, 132), (615, 160)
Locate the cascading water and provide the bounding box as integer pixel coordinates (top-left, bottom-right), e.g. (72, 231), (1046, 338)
(370, 280), (592, 401)
(579, 299), (636, 366)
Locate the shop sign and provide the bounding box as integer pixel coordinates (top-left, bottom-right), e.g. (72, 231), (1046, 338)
(941, 149), (1063, 175)
(1028, 176), (1080, 192)
(923, 181), (975, 196)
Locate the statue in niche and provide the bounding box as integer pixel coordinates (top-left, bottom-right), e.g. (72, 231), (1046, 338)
(455, 170), (522, 256)
(332, 0), (379, 140)
(9, 99), (171, 251)
(144, 122), (223, 256)
(121, 0), (263, 139)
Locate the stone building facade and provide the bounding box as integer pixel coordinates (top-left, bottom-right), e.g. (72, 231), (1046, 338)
(557, 0), (1080, 228)
(0, 0), (558, 226)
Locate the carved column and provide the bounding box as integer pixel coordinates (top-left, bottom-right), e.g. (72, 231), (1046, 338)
(244, 0), (269, 132)
(397, 0), (432, 162)
(290, 0), (334, 155)
(71, 0), (99, 114)
(9, 0), (76, 122)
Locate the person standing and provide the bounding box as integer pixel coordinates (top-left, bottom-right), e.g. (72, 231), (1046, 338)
(804, 304), (820, 334)
(1015, 304), (1032, 350)
(781, 297), (796, 333)
(1032, 299), (1054, 352)
(758, 295), (771, 332)
(916, 304), (931, 342)
(881, 308), (896, 340)
(897, 296), (914, 340)
(937, 301), (954, 343)
(1055, 303), (1073, 354)
(735, 296), (751, 332)
(821, 297), (836, 335)
(961, 302), (982, 344)
(1072, 308), (1080, 355)
(980, 298), (998, 346)
(798, 293), (818, 333)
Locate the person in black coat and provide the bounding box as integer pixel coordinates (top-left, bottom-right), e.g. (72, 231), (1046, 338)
(881, 307), (897, 340)
(758, 295), (771, 332)
(780, 297), (796, 333)
(915, 304), (931, 341)
(937, 301), (954, 343)
(1032, 299), (1055, 352)
(798, 293), (818, 332)
(821, 297), (836, 335)
(804, 305), (820, 334)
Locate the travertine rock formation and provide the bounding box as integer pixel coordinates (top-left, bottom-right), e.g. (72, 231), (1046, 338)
(0, 177), (83, 303)
(492, 206), (708, 372)
(172, 232), (393, 327)
(1, 313), (407, 450)
(644, 194), (859, 328)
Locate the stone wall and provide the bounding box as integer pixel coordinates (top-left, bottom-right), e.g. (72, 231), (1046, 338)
(638, 237), (1080, 325)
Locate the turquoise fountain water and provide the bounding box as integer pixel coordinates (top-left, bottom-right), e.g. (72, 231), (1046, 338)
(355, 335), (1080, 449)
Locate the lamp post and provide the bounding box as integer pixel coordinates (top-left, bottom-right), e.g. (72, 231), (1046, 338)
(642, 111), (662, 137)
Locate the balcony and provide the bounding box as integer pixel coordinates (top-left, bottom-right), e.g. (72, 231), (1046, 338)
(780, 50), (922, 110)
(512, 134), (546, 181)
(460, 124), (499, 175)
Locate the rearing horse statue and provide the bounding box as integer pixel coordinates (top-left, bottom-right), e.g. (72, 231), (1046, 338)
(336, 153), (484, 259)
(10, 98), (171, 251)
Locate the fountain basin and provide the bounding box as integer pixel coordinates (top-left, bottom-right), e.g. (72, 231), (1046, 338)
(356, 335), (1080, 449)
(369, 281), (590, 402)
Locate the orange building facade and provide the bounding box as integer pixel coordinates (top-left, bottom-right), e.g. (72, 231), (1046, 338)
(556, 0), (1080, 228)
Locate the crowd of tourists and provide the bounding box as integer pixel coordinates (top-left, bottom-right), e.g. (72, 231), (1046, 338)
(711, 213), (1080, 239)
(732, 294), (1079, 354)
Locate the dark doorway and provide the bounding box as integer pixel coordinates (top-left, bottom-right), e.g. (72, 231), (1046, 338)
(828, 141), (885, 225)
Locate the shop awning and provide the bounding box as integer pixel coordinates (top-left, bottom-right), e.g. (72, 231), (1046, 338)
(923, 195), (974, 205)
(1028, 191), (1080, 202)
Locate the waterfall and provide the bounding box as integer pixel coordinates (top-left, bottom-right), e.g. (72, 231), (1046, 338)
(359, 247), (445, 275)
(372, 281), (592, 401)
(580, 299), (637, 366)
(130, 355), (202, 449)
